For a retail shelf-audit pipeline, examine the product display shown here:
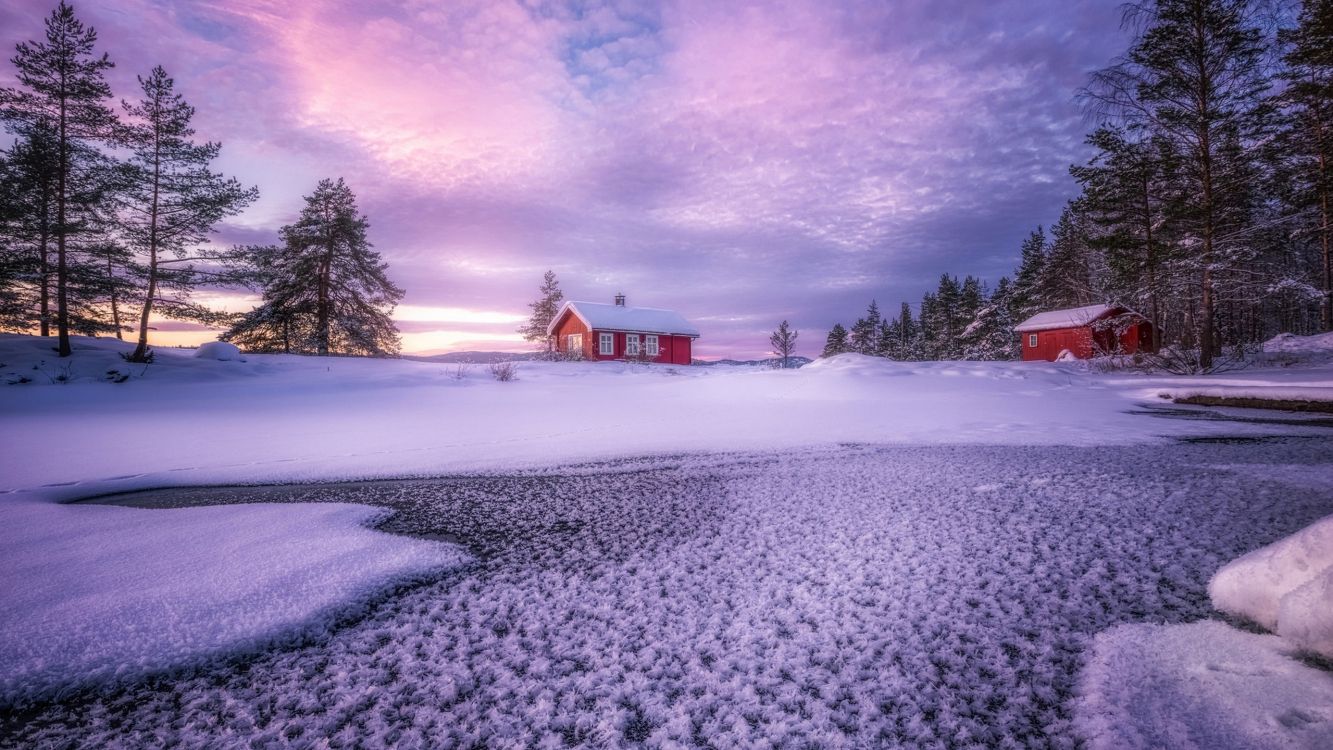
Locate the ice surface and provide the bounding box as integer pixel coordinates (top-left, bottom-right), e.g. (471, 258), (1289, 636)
(1076, 620), (1333, 750)
(5, 445), (1330, 747)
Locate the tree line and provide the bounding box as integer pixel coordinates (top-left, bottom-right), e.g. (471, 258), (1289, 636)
(0, 2), (402, 360)
(825, 0), (1331, 367)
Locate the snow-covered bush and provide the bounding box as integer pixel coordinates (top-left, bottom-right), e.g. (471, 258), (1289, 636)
(194, 341), (243, 361)
(488, 361), (518, 381)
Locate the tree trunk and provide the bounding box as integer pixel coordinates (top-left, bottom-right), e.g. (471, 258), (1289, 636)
(55, 85), (70, 357)
(1142, 173), (1162, 351)
(38, 224), (50, 338)
(107, 254), (121, 339)
(1318, 116), (1331, 332)
(131, 128), (163, 362)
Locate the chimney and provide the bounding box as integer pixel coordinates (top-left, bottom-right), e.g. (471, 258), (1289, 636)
(614, 293), (626, 307)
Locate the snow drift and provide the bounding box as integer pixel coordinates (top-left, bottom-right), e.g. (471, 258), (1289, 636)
(0, 498), (471, 707)
(1209, 514), (1333, 659)
(1076, 621), (1333, 750)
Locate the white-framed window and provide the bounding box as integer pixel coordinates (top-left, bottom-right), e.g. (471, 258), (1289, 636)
(599, 332), (614, 355)
(1028, 334), (1038, 348)
(645, 335), (659, 356)
(625, 333), (641, 356)
(567, 333), (583, 353)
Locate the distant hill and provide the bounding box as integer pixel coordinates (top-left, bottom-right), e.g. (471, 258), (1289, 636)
(698, 356), (813, 369)
(402, 351), (542, 364)
(403, 352), (813, 368)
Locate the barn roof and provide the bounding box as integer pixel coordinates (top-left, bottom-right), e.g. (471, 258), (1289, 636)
(548, 301), (700, 337)
(1014, 304), (1134, 333)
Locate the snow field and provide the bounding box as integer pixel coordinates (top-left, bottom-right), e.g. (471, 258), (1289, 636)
(6, 443), (1331, 748)
(1075, 621), (1333, 750)
(0, 498), (473, 707)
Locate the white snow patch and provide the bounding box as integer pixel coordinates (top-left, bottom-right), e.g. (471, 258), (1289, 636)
(1014, 303), (1121, 332)
(1076, 621), (1333, 750)
(1265, 332), (1333, 357)
(0, 496), (470, 705)
(1210, 514), (1333, 658)
(194, 340), (243, 361)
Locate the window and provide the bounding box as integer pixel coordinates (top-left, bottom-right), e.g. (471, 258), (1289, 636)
(625, 333), (640, 356)
(567, 333), (582, 353)
(645, 335), (659, 356)
(1028, 334), (1038, 348)
(599, 332), (614, 355)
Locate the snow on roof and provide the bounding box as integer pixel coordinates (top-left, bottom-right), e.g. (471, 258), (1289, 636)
(1014, 304), (1127, 333)
(549, 301), (700, 337)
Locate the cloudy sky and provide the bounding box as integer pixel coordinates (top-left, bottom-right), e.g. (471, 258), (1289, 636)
(1, 0), (1129, 357)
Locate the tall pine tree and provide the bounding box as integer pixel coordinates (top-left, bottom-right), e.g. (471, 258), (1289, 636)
(821, 323), (849, 357)
(224, 179), (403, 357)
(120, 66), (257, 362)
(518, 269), (563, 353)
(0, 1), (121, 355)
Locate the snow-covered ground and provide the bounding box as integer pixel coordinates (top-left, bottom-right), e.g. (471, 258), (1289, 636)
(1, 333), (1331, 747)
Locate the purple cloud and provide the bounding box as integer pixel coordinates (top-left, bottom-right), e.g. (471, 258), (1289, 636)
(0, 0), (1129, 357)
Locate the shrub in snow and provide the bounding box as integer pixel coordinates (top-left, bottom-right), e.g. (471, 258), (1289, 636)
(488, 361), (518, 381)
(194, 341), (243, 361)
(1209, 514), (1333, 658)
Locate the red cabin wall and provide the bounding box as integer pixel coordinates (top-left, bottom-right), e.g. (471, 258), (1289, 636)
(552, 312), (592, 358)
(1021, 321), (1157, 361)
(552, 311), (697, 363)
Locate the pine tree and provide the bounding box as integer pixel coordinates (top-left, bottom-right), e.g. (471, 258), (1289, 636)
(1275, 0), (1333, 331)
(1086, 0), (1272, 367)
(895, 302), (919, 360)
(849, 300), (881, 354)
(1043, 204), (1099, 309)
(518, 269), (563, 353)
(933, 274), (963, 359)
(0, 130), (55, 332)
(1072, 126), (1177, 348)
(0, 1), (121, 356)
(1010, 227), (1047, 325)
(224, 179), (403, 356)
(769, 320), (799, 368)
(120, 66), (258, 362)
(821, 323), (849, 357)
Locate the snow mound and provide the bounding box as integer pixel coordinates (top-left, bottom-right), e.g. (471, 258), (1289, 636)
(194, 340), (243, 361)
(1075, 620), (1333, 750)
(0, 498), (471, 706)
(1265, 332), (1333, 357)
(1210, 514), (1333, 658)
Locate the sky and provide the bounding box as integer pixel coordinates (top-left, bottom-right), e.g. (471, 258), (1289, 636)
(0, 0), (1131, 358)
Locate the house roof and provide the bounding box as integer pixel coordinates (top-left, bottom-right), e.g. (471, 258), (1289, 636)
(548, 301), (700, 337)
(1014, 304), (1137, 333)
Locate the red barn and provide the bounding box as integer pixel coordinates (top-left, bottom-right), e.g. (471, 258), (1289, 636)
(1015, 304), (1156, 362)
(548, 295), (699, 365)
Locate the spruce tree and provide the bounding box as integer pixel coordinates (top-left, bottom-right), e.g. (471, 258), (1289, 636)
(769, 320), (799, 368)
(1072, 126), (1177, 348)
(1086, 0), (1272, 366)
(224, 179), (403, 356)
(1275, 0), (1333, 331)
(0, 1), (121, 356)
(1043, 204), (1098, 309)
(849, 300), (881, 354)
(895, 302), (919, 360)
(120, 66), (258, 362)
(518, 269), (563, 353)
(1010, 227), (1047, 325)
(821, 323), (849, 357)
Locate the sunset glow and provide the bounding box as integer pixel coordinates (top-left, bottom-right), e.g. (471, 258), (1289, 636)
(0, 0), (1130, 357)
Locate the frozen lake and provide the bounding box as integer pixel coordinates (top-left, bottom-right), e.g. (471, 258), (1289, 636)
(8, 435), (1333, 748)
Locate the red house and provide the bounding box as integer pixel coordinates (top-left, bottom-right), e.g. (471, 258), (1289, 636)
(548, 295), (699, 365)
(1015, 304), (1156, 362)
